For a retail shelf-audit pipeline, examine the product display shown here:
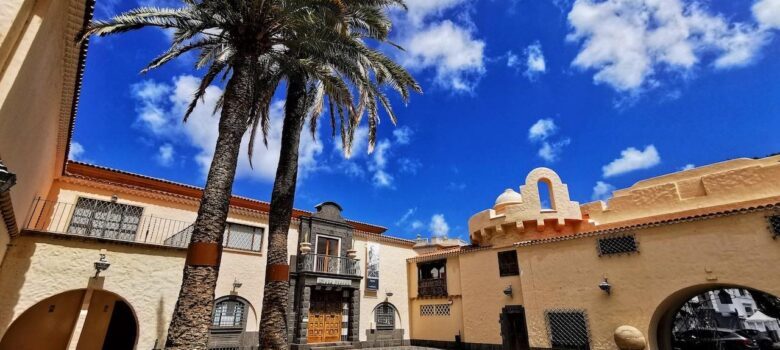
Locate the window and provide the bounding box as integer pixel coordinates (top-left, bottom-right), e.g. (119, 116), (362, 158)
(67, 197), (143, 241)
(315, 235), (339, 256)
(597, 235), (638, 256)
(212, 298), (246, 328)
(744, 304), (754, 316)
(768, 215), (780, 238)
(718, 290), (733, 304)
(420, 304), (450, 317)
(375, 302), (396, 330)
(224, 223), (263, 251)
(498, 250), (520, 276)
(546, 310), (590, 350)
(418, 260), (448, 297)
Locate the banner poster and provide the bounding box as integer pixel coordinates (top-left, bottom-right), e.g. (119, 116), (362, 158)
(366, 242), (380, 290)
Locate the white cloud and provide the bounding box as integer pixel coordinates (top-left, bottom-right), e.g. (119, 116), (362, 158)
(396, 208), (417, 226)
(754, 0), (780, 29)
(524, 42), (547, 80)
(528, 118), (557, 142)
(680, 163), (695, 171)
(402, 20), (486, 92)
(591, 181), (616, 201)
(156, 143), (175, 167)
(602, 145), (661, 177)
(370, 139), (394, 187)
(373, 170), (394, 188)
(398, 158), (422, 174)
(507, 51), (521, 69)
(411, 220), (424, 230)
(392, 0), (486, 93)
(393, 126), (413, 145)
(529, 118), (570, 163)
(429, 214), (450, 238)
(538, 138), (571, 163)
(567, 0), (771, 92)
(131, 75), (323, 182)
(69, 142), (85, 161)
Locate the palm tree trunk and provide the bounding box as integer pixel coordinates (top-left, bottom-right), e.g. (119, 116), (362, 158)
(259, 74), (308, 349)
(165, 57), (254, 350)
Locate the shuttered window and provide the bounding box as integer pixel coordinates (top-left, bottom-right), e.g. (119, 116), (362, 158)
(498, 250), (520, 276)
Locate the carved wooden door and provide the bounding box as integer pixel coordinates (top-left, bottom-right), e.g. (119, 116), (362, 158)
(307, 291), (343, 343)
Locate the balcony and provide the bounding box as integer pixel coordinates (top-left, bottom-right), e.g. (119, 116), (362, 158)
(418, 278), (448, 298)
(298, 253), (360, 277)
(23, 198), (194, 248)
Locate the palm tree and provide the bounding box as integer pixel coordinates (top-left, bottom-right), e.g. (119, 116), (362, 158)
(80, 1), (418, 349)
(256, 3), (421, 347)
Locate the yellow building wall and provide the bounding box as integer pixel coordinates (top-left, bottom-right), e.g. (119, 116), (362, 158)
(353, 237), (417, 341)
(459, 248), (523, 345)
(0, 0), (78, 262)
(408, 255), (464, 342)
(518, 212), (780, 350)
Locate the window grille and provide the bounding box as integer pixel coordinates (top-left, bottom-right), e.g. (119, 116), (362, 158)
(546, 309), (590, 350)
(375, 302), (396, 330)
(596, 234), (638, 256)
(212, 299), (246, 328)
(67, 197), (143, 241)
(224, 223), (263, 252)
(420, 304), (450, 317)
(768, 215), (780, 239)
(497, 250), (520, 276)
(434, 304), (451, 316)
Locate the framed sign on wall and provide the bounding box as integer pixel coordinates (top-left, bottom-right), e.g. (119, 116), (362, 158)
(366, 243), (380, 290)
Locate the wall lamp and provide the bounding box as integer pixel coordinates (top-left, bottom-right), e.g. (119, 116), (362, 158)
(0, 161), (17, 193)
(599, 277), (612, 295)
(503, 285), (513, 296)
(94, 253), (110, 277)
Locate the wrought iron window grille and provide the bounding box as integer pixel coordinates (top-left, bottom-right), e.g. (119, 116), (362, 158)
(596, 234), (639, 256)
(420, 304), (450, 317)
(545, 309), (591, 350)
(767, 214), (780, 240)
(497, 250), (520, 277)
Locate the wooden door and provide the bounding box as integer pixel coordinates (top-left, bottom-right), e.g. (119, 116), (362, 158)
(307, 291), (343, 344)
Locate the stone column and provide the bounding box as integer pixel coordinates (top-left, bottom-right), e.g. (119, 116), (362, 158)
(287, 279), (297, 344)
(296, 286), (311, 345)
(349, 289), (360, 342)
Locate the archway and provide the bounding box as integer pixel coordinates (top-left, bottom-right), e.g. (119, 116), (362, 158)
(651, 284), (780, 350)
(0, 289), (138, 350)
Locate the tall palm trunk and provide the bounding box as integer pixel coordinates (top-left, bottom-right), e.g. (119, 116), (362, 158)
(259, 74), (308, 349)
(165, 56), (254, 350)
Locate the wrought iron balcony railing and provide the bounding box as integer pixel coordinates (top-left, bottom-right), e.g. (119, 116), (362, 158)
(24, 197), (194, 248)
(298, 253), (360, 276)
(418, 278), (448, 297)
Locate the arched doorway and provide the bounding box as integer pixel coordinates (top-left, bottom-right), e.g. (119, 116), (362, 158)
(0, 289), (138, 350)
(652, 285), (780, 350)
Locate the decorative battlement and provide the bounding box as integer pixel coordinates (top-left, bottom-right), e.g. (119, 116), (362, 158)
(468, 168), (582, 246)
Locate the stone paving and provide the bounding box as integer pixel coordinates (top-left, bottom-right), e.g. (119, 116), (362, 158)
(360, 347), (443, 350)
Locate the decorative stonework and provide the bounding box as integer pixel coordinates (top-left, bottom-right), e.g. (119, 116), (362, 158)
(469, 168), (583, 245)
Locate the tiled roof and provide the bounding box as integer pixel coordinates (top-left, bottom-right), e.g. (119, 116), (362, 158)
(64, 161), (388, 234)
(514, 197), (780, 248)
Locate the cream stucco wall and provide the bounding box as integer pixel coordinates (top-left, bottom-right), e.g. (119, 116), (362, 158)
(407, 255), (464, 342)
(518, 211), (780, 350)
(0, 236), (186, 349)
(354, 236), (417, 341)
(0, 0), (81, 262)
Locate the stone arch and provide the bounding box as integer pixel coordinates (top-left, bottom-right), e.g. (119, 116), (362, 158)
(649, 283), (780, 350)
(0, 288), (138, 350)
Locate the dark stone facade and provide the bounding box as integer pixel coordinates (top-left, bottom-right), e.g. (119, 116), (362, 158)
(290, 202), (362, 350)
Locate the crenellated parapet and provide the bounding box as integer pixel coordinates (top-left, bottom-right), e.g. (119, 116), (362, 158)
(468, 168), (582, 246)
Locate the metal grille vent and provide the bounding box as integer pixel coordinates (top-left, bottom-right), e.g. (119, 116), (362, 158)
(546, 309), (590, 350)
(768, 215), (780, 239)
(420, 304), (450, 316)
(597, 234), (638, 256)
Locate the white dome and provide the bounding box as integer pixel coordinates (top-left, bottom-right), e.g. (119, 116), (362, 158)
(495, 188), (523, 207)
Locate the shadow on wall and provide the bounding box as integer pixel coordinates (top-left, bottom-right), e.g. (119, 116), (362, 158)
(0, 237), (37, 333)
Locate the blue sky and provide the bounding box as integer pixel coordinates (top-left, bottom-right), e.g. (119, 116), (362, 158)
(72, 0), (780, 240)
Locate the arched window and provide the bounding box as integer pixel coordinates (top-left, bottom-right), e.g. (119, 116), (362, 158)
(212, 298), (246, 328)
(537, 179), (555, 210)
(375, 302), (397, 330)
